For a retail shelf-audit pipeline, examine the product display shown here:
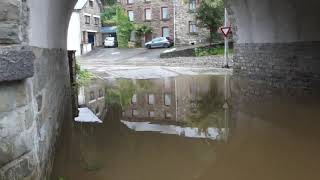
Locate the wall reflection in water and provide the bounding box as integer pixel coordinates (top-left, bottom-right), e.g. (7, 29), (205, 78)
(51, 74), (320, 180)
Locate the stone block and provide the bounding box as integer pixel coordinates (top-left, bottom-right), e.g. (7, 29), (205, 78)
(0, 0), (23, 44)
(0, 46), (35, 82)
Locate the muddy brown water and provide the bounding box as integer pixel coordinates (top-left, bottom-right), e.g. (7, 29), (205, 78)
(51, 74), (320, 180)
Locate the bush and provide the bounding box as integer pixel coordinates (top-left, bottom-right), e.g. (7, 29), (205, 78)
(195, 46), (233, 57)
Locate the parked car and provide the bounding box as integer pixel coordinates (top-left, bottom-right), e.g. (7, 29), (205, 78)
(145, 37), (174, 49)
(104, 37), (118, 48)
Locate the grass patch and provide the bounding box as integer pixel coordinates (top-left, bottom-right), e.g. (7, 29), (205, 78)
(195, 46), (233, 57)
(76, 63), (94, 86)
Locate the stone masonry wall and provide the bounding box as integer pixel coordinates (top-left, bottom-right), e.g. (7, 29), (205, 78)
(233, 42), (320, 97)
(79, 0), (103, 46)
(175, 0), (209, 45)
(0, 47), (72, 180)
(120, 0), (174, 39)
(1, 0), (74, 179)
(0, 0), (29, 44)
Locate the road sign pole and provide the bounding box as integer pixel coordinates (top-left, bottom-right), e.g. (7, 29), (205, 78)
(224, 8), (229, 68)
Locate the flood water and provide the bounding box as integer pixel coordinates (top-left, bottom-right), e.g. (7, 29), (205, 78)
(51, 73), (320, 180)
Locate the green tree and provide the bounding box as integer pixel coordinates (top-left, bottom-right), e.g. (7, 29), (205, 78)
(196, 0), (224, 44)
(101, 0), (117, 6)
(134, 24), (153, 47)
(101, 5), (117, 26)
(115, 6), (133, 48)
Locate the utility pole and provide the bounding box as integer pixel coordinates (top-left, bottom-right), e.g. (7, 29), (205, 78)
(224, 8), (229, 68)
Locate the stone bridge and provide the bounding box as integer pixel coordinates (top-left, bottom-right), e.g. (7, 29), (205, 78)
(0, 0), (319, 179)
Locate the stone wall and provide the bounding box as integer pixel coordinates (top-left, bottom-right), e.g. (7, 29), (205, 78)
(0, 47), (72, 180)
(233, 42), (320, 96)
(0, 0), (29, 44)
(226, 0), (320, 97)
(119, 0), (174, 40)
(174, 0), (209, 45)
(0, 0), (75, 179)
(78, 0), (103, 46)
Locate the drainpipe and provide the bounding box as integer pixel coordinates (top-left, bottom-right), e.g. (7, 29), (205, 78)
(173, 0), (177, 45)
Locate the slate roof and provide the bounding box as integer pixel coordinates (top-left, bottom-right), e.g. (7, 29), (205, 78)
(74, 0), (103, 10)
(74, 0), (87, 10)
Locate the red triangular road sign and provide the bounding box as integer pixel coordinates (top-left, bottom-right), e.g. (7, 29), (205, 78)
(220, 27), (231, 37)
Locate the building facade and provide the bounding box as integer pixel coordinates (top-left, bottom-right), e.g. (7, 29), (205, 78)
(78, 77), (107, 119)
(117, 0), (209, 45)
(122, 78), (177, 122)
(175, 0), (209, 45)
(68, 0), (103, 56)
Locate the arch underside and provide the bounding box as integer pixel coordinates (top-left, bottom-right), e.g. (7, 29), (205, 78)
(226, 0), (320, 96)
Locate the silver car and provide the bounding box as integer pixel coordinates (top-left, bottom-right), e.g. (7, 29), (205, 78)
(145, 37), (173, 49)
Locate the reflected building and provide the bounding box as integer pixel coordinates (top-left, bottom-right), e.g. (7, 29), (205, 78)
(78, 77), (107, 119)
(122, 78), (177, 122)
(121, 75), (229, 124)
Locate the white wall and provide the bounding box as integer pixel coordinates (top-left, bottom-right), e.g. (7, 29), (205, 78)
(229, 0), (320, 43)
(67, 12), (81, 56)
(28, 0), (77, 48)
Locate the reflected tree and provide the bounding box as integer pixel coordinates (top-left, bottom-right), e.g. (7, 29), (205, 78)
(185, 78), (225, 135)
(105, 79), (154, 109)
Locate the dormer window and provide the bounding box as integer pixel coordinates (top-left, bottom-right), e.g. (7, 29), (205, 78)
(89, 0), (94, 7)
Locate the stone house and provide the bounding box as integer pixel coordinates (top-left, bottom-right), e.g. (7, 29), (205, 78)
(175, 0), (209, 45)
(118, 0), (174, 43)
(68, 0), (103, 56)
(117, 0), (209, 45)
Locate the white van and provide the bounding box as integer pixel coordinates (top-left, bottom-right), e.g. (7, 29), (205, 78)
(104, 37), (118, 48)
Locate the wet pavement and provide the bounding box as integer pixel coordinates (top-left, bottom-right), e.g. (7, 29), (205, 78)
(51, 69), (320, 180)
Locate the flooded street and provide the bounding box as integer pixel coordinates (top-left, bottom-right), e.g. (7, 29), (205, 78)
(51, 71), (320, 180)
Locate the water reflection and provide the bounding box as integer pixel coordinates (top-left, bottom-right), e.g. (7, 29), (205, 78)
(51, 73), (320, 180)
(105, 75), (231, 140)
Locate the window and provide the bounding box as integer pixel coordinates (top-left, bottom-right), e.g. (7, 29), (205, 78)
(189, 0), (196, 11)
(132, 109), (138, 117)
(145, 8), (151, 21)
(164, 78), (171, 90)
(94, 17), (99, 25)
(89, 0), (94, 7)
(149, 111), (155, 118)
(98, 89), (103, 97)
(128, 10), (134, 21)
(162, 27), (170, 37)
(127, 0), (134, 4)
(189, 21), (197, 33)
(85, 15), (90, 24)
(164, 94), (171, 106)
(90, 91), (95, 100)
(132, 94), (137, 104)
(148, 94), (155, 105)
(161, 7), (169, 20)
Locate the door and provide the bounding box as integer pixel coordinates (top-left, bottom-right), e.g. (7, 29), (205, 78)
(88, 32), (95, 47)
